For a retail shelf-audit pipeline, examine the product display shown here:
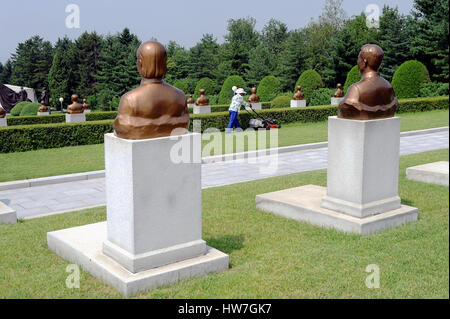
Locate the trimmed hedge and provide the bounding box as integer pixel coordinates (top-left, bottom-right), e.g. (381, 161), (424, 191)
(1, 96), (447, 153)
(392, 60), (431, 99)
(258, 75), (282, 102)
(218, 75), (246, 104)
(271, 96), (291, 108)
(343, 65), (361, 92)
(295, 70), (324, 104)
(310, 88), (335, 106)
(419, 82), (449, 98)
(10, 101), (28, 116)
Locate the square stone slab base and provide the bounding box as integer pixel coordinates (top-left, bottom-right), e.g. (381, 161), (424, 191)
(406, 161), (449, 186)
(47, 222), (229, 296)
(255, 185), (418, 235)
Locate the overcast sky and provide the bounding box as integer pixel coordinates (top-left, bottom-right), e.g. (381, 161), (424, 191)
(0, 0), (414, 63)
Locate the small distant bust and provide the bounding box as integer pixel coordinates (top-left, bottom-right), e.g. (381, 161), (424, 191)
(338, 44), (398, 120)
(38, 100), (48, 112)
(248, 87), (260, 103)
(333, 83), (344, 98)
(0, 105), (5, 118)
(67, 95), (84, 114)
(82, 98), (90, 110)
(196, 89), (209, 106)
(293, 86), (305, 100)
(114, 41), (189, 139)
(187, 94), (195, 104)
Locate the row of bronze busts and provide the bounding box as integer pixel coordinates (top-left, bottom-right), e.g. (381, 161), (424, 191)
(186, 87), (262, 106)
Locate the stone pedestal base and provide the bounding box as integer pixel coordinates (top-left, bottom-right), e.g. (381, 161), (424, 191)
(37, 112), (50, 116)
(84, 109), (91, 113)
(0, 118), (7, 127)
(248, 102), (262, 110)
(256, 185), (418, 235)
(47, 222), (229, 296)
(65, 113), (86, 123)
(0, 201), (16, 224)
(406, 161), (449, 186)
(321, 116), (402, 218)
(187, 103), (195, 108)
(331, 97), (344, 105)
(193, 105), (211, 114)
(290, 100), (306, 108)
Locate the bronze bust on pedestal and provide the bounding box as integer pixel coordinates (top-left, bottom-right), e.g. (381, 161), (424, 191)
(293, 86), (305, 100)
(338, 44), (398, 120)
(196, 89), (209, 106)
(248, 87), (260, 103)
(67, 95), (84, 114)
(113, 41), (189, 140)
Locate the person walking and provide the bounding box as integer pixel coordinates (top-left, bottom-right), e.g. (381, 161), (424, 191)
(226, 86), (248, 133)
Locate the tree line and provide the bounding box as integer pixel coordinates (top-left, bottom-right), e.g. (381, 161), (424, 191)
(0, 0), (447, 109)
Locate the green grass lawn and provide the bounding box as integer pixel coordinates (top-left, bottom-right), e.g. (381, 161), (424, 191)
(0, 148), (448, 298)
(0, 109), (448, 182)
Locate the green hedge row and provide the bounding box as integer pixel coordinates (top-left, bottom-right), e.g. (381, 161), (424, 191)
(0, 96), (447, 153)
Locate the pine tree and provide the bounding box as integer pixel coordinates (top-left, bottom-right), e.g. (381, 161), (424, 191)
(245, 45), (276, 87)
(188, 34), (220, 80)
(0, 60), (13, 84)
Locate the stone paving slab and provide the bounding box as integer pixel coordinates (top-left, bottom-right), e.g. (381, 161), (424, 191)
(406, 161), (449, 186)
(0, 129), (447, 219)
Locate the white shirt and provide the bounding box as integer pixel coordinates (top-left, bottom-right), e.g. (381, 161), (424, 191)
(229, 94), (249, 113)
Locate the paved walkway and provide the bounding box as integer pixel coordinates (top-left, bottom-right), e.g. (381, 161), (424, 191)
(0, 129), (448, 219)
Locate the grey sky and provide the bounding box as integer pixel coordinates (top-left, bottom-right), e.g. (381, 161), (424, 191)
(0, 0), (414, 63)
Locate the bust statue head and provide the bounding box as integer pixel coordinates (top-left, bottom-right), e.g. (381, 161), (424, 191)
(187, 94), (195, 104)
(82, 98), (90, 110)
(39, 100), (48, 112)
(196, 89), (209, 106)
(137, 41), (167, 80)
(67, 94), (84, 114)
(357, 44), (384, 74)
(293, 85), (305, 100)
(248, 87), (260, 103)
(0, 105), (5, 118)
(334, 83), (344, 98)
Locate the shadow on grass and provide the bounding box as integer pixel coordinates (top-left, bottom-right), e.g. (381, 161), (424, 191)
(205, 234), (245, 255)
(401, 198), (414, 206)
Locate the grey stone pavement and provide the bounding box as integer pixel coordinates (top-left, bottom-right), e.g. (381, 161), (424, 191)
(0, 129), (448, 219)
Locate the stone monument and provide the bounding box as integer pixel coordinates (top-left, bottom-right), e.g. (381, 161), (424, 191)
(330, 83), (344, 105)
(47, 40), (228, 296)
(193, 88), (211, 114)
(255, 44), (417, 235)
(247, 87), (262, 110)
(187, 94), (195, 108)
(37, 100), (49, 115)
(65, 94), (86, 123)
(0, 105), (6, 127)
(291, 86), (306, 108)
(82, 98), (91, 113)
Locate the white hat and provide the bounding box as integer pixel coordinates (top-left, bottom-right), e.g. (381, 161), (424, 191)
(235, 88), (246, 94)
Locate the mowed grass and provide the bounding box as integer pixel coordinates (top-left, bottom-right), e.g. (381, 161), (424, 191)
(0, 148), (448, 298)
(0, 109), (448, 182)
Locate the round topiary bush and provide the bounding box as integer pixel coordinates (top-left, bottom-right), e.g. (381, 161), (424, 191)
(194, 77), (217, 100)
(419, 82), (449, 98)
(309, 88), (335, 106)
(295, 70), (324, 104)
(218, 75), (246, 104)
(19, 102), (41, 116)
(173, 80), (188, 94)
(271, 95), (291, 108)
(392, 60), (431, 99)
(9, 101), (29, 116)
(258, 75), (282, 102)
(343, 65), (362, 93)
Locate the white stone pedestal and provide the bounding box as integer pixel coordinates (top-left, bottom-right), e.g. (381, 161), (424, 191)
(193, 105), (211, 114)
(331, 97), (344, 105)
(290, 100), (306, 108)
(37, 112), (50, 116)
(0, 201), (16, 224)
(187, 103), (195, 108)
(65, 113), (86, 123)
(47, 133), (228, 296)
(406, 161), (449, 186)
(255, 116), (418, 235)
(248, 102), (262, 110)
(0, 118), (7, 127)
(84, 109), (91, 113)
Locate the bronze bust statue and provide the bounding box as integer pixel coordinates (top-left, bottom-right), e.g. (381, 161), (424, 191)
(113, 41), (189, 139)
(67, 95), (84, 114)
(82, 98), (90, 110)
(196, 89), (209, 106)
(38, 100), (48, 112)
(338, 44), (398, 120)
(0, 105), (5, 118)
(333, 83), (344, 98)
(187, 94), (195, 104)
(293, 86), (305, 100)
(248, 87), (260, 103)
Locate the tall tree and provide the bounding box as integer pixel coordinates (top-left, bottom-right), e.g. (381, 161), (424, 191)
(409, 0), (449, 81)
(73, 31), (104, 98)
(188, 34), (220, 80)
(261, 19), (289, 56)
(0, 60), (13, 84)
(165, 41), (190, 84)
(245, 44), (276, 87)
